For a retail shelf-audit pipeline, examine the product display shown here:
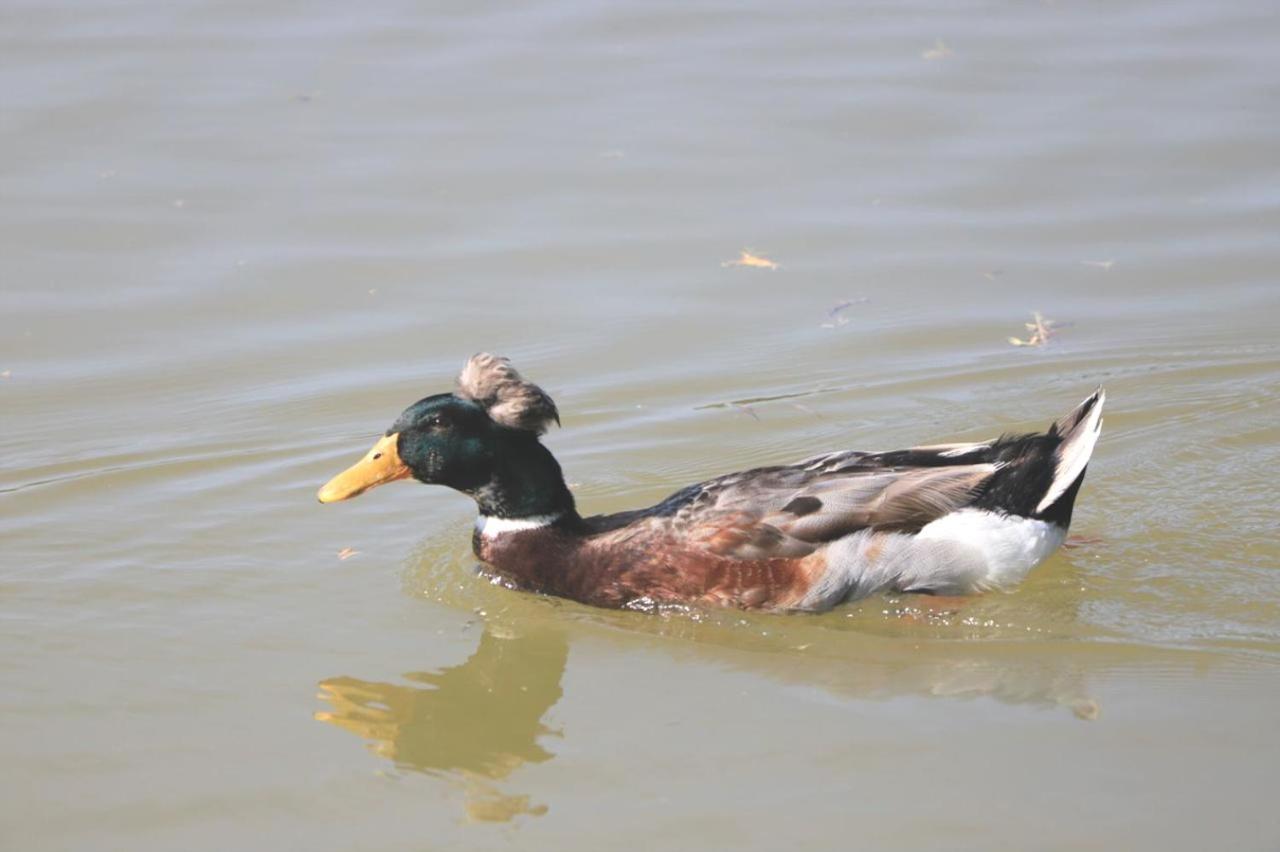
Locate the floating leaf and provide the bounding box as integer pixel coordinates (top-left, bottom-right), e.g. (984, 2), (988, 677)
(337, 547), (359, 560)
(1008, 311), (1062, 348)
(722, 250), (779, 270)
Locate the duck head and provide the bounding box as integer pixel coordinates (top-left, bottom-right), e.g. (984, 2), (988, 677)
(317, 354), (573, 519)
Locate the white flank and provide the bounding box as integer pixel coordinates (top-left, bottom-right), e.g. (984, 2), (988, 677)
(1036, 389), (1106, 514)
(475, 513), (561, 538)
(799, 509), (1066, 610)
(916, 508), (1065, 588)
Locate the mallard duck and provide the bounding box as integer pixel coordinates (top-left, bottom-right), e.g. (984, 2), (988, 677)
(319, 354), (1104, 612)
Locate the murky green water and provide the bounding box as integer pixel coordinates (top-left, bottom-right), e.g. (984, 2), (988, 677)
(4, 0), (1279, 848)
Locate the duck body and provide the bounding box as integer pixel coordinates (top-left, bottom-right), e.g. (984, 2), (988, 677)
(320, 354), (1104, 613)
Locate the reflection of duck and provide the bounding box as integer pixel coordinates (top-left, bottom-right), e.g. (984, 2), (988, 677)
(319, 584), (1121, 823)
(319, 353), (1104, 612)
(316, 626), (567, 821)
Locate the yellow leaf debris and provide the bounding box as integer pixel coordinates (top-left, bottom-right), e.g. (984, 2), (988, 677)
(1008, 311), (1062, 347)
(722, 250), (779, 270)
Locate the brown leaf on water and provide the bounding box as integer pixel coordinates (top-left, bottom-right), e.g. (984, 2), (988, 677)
(337, 547), (359, 560)
(722, 250), (779, 270)
(1008, 311), (1062, 347)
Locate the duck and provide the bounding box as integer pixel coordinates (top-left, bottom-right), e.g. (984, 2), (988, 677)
(318, 353), (1104, 613)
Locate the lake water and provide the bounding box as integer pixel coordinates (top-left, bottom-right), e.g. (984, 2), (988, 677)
(3, 0), (1279, 848)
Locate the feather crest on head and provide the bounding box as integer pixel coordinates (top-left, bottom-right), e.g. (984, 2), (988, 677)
(456, 353), (560, 434)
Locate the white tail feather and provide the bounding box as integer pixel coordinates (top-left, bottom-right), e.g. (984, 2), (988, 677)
(1036, 388), (1105, 514)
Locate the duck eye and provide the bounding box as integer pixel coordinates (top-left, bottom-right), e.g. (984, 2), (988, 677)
(372, 453), (382, 460)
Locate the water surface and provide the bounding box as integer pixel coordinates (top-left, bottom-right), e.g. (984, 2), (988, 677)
(3, 0), (1279, 849)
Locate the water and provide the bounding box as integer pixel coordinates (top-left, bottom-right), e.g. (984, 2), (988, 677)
(3, 0), (1279, 848)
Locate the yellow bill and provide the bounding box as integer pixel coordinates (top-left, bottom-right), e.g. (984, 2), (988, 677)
(317, 433), (411, 503)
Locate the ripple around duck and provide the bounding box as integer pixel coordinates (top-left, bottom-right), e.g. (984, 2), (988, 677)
(398, 527), (1280, 728)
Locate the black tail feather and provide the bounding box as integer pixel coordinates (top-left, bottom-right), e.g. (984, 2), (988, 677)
(972, 389), (1105, 527)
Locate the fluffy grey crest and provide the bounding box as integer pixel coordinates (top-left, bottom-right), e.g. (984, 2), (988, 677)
(455, 353), (560, 434)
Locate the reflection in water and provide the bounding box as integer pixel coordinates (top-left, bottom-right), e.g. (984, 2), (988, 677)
(582, 592), (1106, 720)
(316, 626), (568, 822)
(318, 603), (1108, 824)
(321, 552), (1202, 821)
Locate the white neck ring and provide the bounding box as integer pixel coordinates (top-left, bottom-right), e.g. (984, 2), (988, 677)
(475, 513), (561, 538)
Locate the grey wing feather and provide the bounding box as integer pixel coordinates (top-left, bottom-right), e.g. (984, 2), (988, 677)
(756, 464), (997, 539)
(585, 446), (1001, 562)
(669, 458), (998, 560)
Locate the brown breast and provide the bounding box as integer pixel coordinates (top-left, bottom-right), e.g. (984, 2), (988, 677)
(473, 524), (828, 611)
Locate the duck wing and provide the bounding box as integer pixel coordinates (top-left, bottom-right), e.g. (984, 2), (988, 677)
(584, 446), (1001, 561)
